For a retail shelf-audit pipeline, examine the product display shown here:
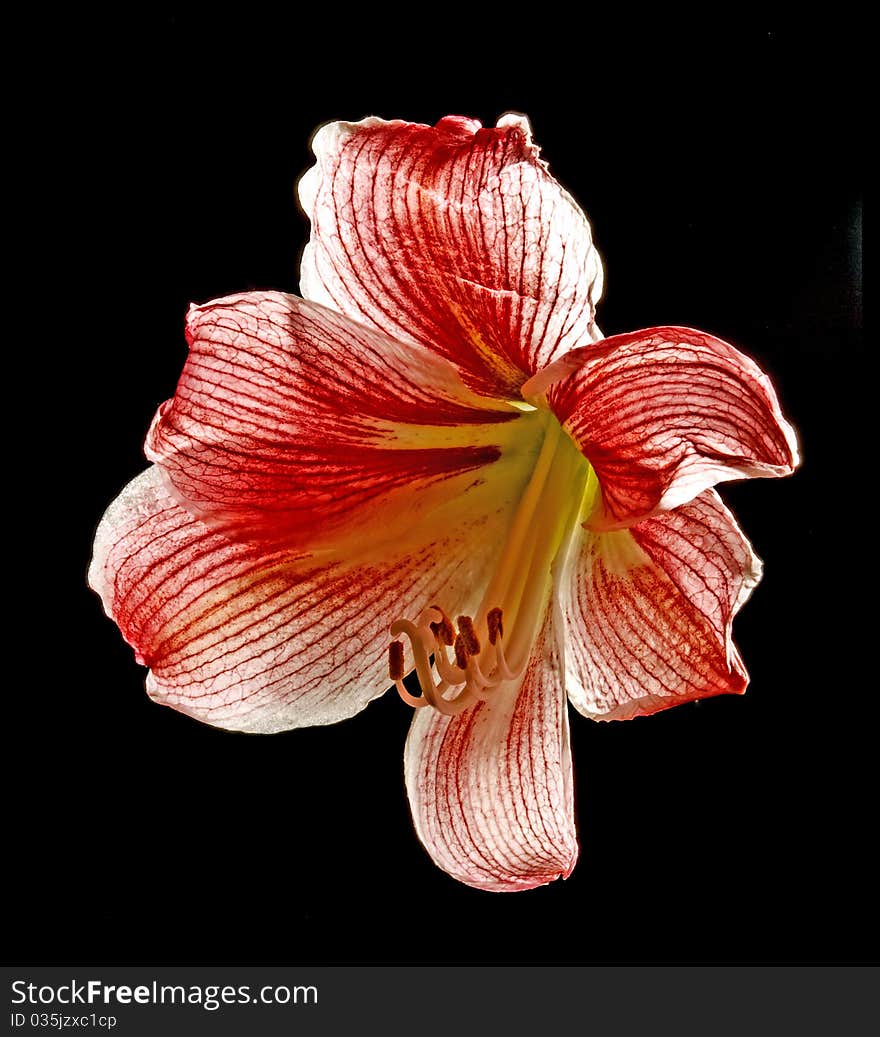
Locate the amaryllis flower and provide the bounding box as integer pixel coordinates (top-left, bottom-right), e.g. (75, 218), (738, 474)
(90, 114), (798, 891)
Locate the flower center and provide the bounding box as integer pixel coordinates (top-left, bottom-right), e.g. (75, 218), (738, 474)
(388, 409), (596, 715)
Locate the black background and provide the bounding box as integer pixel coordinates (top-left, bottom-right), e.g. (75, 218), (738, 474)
(12, 17), (869, 963)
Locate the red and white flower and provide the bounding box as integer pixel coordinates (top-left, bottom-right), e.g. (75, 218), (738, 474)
(90, 115), (798, 891)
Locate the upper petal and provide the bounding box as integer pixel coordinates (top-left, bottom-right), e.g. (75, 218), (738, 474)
(527, 326), (799, 529)
(299, 114), (604, 398)
(561, 489), (761, 720)
(89, 467), (520, 733)
(146, 291), (532, 550)
(404, 607), (577, 891)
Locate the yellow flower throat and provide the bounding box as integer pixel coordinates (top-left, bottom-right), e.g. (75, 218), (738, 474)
(388, 408), (597, 714)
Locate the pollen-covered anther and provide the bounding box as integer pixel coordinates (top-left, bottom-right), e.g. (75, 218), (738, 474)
(428, 604), (456, 646)
(453, 634), (470, 670)
(487, 607), (504, 645)
(389, 611), (476, 716)
(457, 615), (481, 655)
(388, 640), (405, 681)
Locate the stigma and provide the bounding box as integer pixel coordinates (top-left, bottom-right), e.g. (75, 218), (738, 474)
(389, 605), (526, 716)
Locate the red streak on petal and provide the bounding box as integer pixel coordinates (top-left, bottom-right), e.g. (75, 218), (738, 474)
(300, 116), (603, 397)
(145, 292), (516, 546)
(540, 326), (799, 527)
(405, 608), (577, 891)
(564, 490), (759, 720)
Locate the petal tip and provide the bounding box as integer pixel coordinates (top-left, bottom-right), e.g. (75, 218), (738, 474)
(577, 678), (749, 722)
(298, 116), (390, 217)
(496, 111), (533, 137)
(453, 841), (579, 893)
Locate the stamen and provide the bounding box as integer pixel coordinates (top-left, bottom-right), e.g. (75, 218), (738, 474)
(487, 607), (504, 645)
(457, 615), (481, 655)
(465, 654), (502, 695)
(433, 687), (479, 716)
(388, 641), (405, 681)
(390, 616), (479, 716)
(395, 680), (428, 709)
(428, 604), (456, 646)
(390, 618), (440, 708)
(432, 639), (467, 685)
(390, 600), (527, 713)
(493, 635), (519, 682)
(453, 634), (469, 670)
(386, 410), (595, 718)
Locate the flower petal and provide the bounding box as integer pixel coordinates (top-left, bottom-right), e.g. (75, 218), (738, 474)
(561, 489), (761, 720)
(527, 326), (799, 529)
(89, 467), (520, 733)
(299, 114), (603, 398)
(404, 608), (577, 891)
(146, 291), (532, 549)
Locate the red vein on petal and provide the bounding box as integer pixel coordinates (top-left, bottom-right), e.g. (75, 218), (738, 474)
(301, 117), (602, 396)
(92, 468), (513, 733)
(541, 327), (798, 527)
(563, 491), (755, 720)
(405, 609), (576, 890)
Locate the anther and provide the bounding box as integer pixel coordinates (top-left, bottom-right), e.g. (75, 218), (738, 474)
(388, 641), (405, 681)
(428, 604), (456, 646)
(453, 634), (469, 670)
(487, 607), (504, 645)
(457, 615), (481, 655)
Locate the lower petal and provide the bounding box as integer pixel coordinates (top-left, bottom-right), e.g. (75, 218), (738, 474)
(561, 490), (761, 720)
(90, 467), (514, 733)
(404, 608), (577, 891)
